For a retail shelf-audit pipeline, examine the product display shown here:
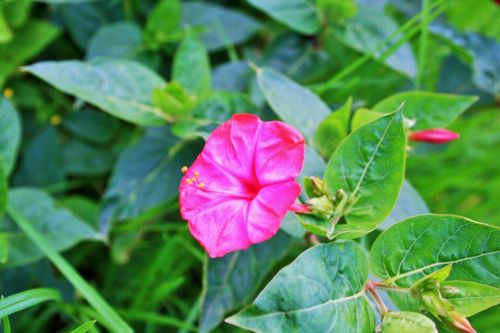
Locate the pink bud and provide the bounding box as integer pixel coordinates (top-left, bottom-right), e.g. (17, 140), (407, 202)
(409, 128), (460, 144)
(450, 312), (477, 333)
(290, 203), (311, 213)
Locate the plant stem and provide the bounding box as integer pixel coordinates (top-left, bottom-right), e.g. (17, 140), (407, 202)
(416, 0), (432, 89)
(372, 282), (411, 294)
(366, 281), (389, 315)
(8, 205), (134, 333)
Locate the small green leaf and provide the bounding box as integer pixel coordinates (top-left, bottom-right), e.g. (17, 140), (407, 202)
(24, 58), (168, 126)
(0, 232), (7, 264)
(370, 215), (500, 288)
(173, 36), (211, 96)
(0, 188), (99, 267)
(144, 0), (180, 46)
(246, 0), (321, 35)
(324, 110), (406, 238)
(440, 281), (500, 317)
(372, 91), (477, 130)
(227, 242), (375, 333)
(200, 232), (292, 333)
(256, 67), (330, 140)
(0, 288), (61, 318)
(0, 12), (13, 43)
(315, 97), (352, 159)
(69, 320), (97, 333)
(381, 311), (438, 333)
(0, 99), (22, 176)
(152, 81), (194, 117)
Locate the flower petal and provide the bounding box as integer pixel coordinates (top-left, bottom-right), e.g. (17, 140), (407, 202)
(188, 199), (252, 258)
(255, 121), (305, 185)
(247, 181), (301, 243)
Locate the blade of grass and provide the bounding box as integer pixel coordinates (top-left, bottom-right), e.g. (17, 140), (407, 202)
(177, 293), (202, 333)
(118, 309), (197, 332)
(416, 0), (432, 89)
(2, 316), (11, 333)
(8, 205), (134, 333)
(314, 0), (445, 94)
(0, 288), (61, 318)
(69, 320), (97, 333)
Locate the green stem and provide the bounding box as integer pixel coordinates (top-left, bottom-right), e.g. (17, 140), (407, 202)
(416, 0), (432, 89)
(366, 282), (389, 315)
(8, 205), (134, 333)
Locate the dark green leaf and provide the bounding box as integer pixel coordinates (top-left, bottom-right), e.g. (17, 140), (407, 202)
(86, 22), (142, 60)
(256, 67), (330, 140)
(381, 311), (437, 333)
(0, 99), (21, 176)
(227, 242), (375, 333)
(370, 215), (500, 288)
(440, 281), (500, 317)
(246, 0), (321, 35)
(0, 164), (6, 218)
(0, 288), (61, 318)
(62, 139), (115, 176)
(200, 232), (292, 333)
(172, 36), (211, 96)
(372, 91), (477, 130)
(0, 188), (99, 267)
(324, 111), (406, 238)
(180, 2), (260, 52)
(24, 59), (168, 126)
(315, 97), (352, 159)
(61, 108), (120, 145)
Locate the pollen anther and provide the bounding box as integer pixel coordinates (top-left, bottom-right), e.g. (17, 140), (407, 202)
(181, 166), (188, 173)
(198, 182), (205, 188)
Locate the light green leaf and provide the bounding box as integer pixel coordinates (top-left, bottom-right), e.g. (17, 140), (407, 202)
(0, 288), (61, 318)
(144, 0), (180, 46)
(256, 67), (330, 140)
(0, 99), (21, 177)
(331, 5), (416, 77)
(69, 320), (97, 333)
(24, 58), (168, 126)
(227, 242), (375, 333)
(315, 97), (352, 159)
(0, 232), (7, 264)
(3, 0), (32, 28)
(86, 22), (142, 60)
(200, 232), (292, 333)
(0, 20), (59, 88)
(440, 281), (500, 317)
(0, 163), (5, 218)
(372, 91), (477, 130)
(246, 0), (321, 35)
(173, 36), (211, 96)
(381, 311), (437, 333)
(0, 188), (99, 267)
(324, 111), (406, 238)
(0, 12), (12, 43)
(370, 215), (500, 288)
(180, 2), (260, 52)
(351, 108), (384, 131)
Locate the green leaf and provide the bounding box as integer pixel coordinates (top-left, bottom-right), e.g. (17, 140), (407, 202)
(144, 0), (180, 46)
(0, 288), (61, 318)
(317, 0), (357, 22)
(381, 311), (437, 333)
(86, 22), (142, 60)
(256, 67), (330, 140)
(246, 0), (321, 35)
(172, 36), (211, 96)
(440, 281), (500, 317)
(99, 127), (199, 233)
(0, 99), (22, 177)
(370, 215), (500, 288)
(180, 2), (260, 52)
(0, 12), (12, 43)
(0, 20), (59, 88)
(379, 179), (429, 230)
(0, 188), (99, 267)
(0, 232), (7, 264)
(152, 81), (194, 118)
(3, 0), (32, 28)
(315, 97), (352, 159)
(62, 138), (115, 176)
(2, 316), (10, 333)
(351, 108), (384, 131)
(24, 58), (168, 126)
(68, 320), (97, 333)
(331, 5), (416, 77)
(372, 91), (477, 130)
(61, 108), (120, 145)
(324, 111), (406, 238)
(0, 163), (6, 218)
(200, 232), (292, 333)
(227, 242), (375, 333)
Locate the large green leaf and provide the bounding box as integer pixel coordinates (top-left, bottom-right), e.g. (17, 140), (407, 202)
(246, 0), (321, 35)
(0, 188), (99, 267)
(0, 21), (59, 87)
(62, 138), (115, 176)
(227, 242), (375, 333)
(24, 58), (168, 126)
(331, 5), (416, 77)
(0, 99), (21, 176)
(324, 111), (406, 238)
(372, 91), (477, 130)
(370, 215), (500, 288)
(200, 232), (292, 333)
(180, 2), (260, 52)
(440, 281), (500, 317)
(86, 22), (143, 60)
(172, 36), (211, 96)
(0, 288), (61, 318)
(99, 127), (199, 233)
(256, 67), (330, 140)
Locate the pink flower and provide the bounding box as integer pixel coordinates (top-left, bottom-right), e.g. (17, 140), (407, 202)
(179, 114), (305, 258)
(409, 128), (460, 144)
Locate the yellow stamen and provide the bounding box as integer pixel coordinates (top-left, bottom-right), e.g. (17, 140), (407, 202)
(193, 171), (199, 178)
(181, 166), (188, 173)
(186, 178), (193, 185)
(3, 88), (13, 99)
(198, 182), (205, 189)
